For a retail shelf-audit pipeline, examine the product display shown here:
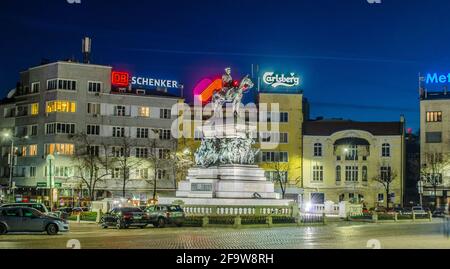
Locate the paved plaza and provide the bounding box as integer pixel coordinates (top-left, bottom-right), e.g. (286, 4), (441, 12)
(0, 220), (449, 249)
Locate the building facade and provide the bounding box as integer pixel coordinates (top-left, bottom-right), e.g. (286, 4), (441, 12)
(0, 61), (181, 206)
(302, 119), (406, 208)
(420, 90), (450, 209)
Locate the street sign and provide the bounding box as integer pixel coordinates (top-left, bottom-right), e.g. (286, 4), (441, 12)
(37, 182), (47, 188)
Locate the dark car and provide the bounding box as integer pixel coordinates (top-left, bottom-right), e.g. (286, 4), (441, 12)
(100, 207), (149, 229)
(433, 209), (447, 218)
(144, 205), (185, 228)
(0, 207), (69, 235)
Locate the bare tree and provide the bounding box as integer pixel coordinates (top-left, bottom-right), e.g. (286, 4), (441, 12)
(71, 133), (112, 201)
(265, 150), (290, 199)
(113, 136), (147, 198)
(172, 138), (196, 183)
(372, 162), (398, 209)
(421, 152), (450, 209)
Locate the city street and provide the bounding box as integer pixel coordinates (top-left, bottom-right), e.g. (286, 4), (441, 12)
(0, 220), (448, 249)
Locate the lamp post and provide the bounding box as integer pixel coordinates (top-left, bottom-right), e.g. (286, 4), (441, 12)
(46, 154), (55, 211)
(2, 132), (15, 202)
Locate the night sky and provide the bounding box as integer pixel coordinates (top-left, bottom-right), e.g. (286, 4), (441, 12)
(2, 0), (450, 131)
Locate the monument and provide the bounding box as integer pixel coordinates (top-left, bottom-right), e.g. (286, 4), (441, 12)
(163, 68), (292, 206)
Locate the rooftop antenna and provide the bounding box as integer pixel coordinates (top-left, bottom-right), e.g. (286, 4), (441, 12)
(82, 37), (92, 64)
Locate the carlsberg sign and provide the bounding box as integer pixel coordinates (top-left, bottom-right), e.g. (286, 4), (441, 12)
(263, 72), (300, 88)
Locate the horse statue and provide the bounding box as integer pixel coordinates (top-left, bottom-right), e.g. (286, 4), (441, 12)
(212, 74), (254, 117)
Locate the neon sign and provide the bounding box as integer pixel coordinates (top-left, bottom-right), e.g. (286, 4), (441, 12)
(131, 76), (179, 89)
(263, 72), (300, 88)
(425, 73), (450, 84)
(112, 71), (130, 87)
(194, 78), (223, 102)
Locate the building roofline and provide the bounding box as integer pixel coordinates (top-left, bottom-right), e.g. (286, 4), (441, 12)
(22, 61), (112, 73)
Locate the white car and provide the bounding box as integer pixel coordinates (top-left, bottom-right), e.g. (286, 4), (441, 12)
(412, 206), (428, 216)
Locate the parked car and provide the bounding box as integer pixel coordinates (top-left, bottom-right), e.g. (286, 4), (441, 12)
(433, 209), (447, 218)
(100, 207), (149, 229)
(0, 203), (59, 218)
(143, 204), (186, 228)
(0, 207), (69, 235)
(412, 206), (428, 216)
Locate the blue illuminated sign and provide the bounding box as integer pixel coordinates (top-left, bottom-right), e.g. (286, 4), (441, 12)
(425, 73), (450, 84)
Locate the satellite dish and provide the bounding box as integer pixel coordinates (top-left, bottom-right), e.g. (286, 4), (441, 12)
(7, 89), (16, 99)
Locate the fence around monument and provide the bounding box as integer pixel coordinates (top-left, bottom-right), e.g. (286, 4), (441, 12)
(182, 205), (295, 217)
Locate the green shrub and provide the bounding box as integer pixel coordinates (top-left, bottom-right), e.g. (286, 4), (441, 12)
(208, 216), (235, 225)
(272, 216), (296, 224)
(378, 214), (395, 220)
(398, 214), (412, 220)
(67, 212), (97, 222)
(183, 216), (203, 227)
(241, 216), (267, 225)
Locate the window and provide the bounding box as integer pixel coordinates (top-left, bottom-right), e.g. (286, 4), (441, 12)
(362, 166), (368, 182)
(280, 133), (288, 144)
(87, 125), (100, 136)
(45, 144), (74, 155)
(426, 132), (442, 143)
(112, 147), (125, 157)
(29, 145), (38, 156)
(138, 107), (150, 117)
(47, 79), (76, 91)
(31, 82), (40, 93)
(112, 168), (121, 179)
(115, 106), (126, 117)
(46, 101), (76, 113)
(311, 193), (325, 204)
(88, 81), (102, 93)
(160, 109), (171, 119)
(314, 143), (323, 157)
(280, 112), (289, 123)
(137, 128), (149, 139)
(157, 149), (171, 160)
(136, 148), (148, 158)
(54, 166), (74, 177)
(159, 129), (171, 140)
(345, 145), (358, 161)
(16, 105), (29, 117)
(345, 166), (359, 182)
(112, 127), (125, 137)
(136, 168), (149, 179)
(87, 146), (100, 157)
(313, 165), (324, 181)
(30, 167), (36, 178)
(87, 103), (100, 115)
(265, 171), (288, 183)
(261, 152), (288, 163)
(260, 132), (288, 144)
(378, 193), (384, 202)
(426, 111), (442, 122)
(157, 169), (167, 180)
(31, 103), (39, 116)
(382, 143), (391, 157)
(336, 166), (341, 182)
(380, 166), (392, 182)
(30, 125), (38, 136)
(45, 123), (75, 135)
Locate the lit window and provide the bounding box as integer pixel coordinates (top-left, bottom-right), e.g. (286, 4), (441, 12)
(31, 103), (39, 115)
(29, 145), (38, 156)
(46, 101), (76, 113)
(426, 111), (442, 122)
(138, 107), (150, 117)
(45, 144), (74, 155)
